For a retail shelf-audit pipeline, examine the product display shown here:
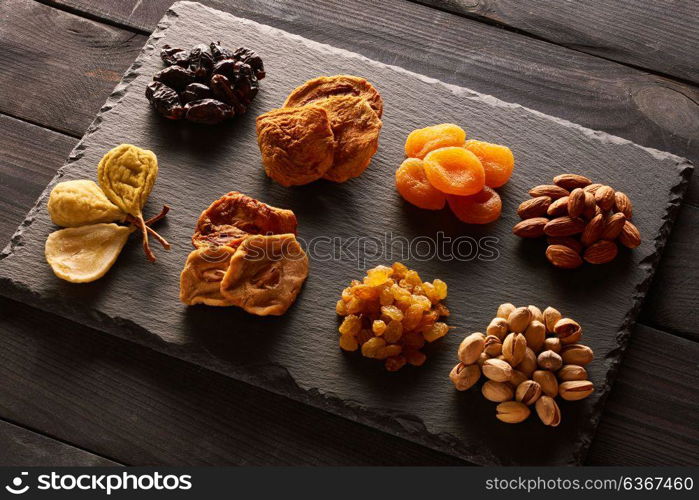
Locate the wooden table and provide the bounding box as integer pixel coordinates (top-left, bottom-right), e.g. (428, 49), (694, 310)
(0, 0), (697, 465)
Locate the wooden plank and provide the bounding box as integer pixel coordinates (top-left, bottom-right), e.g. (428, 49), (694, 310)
(33, 0), (699, 207)
(586, 324), (699, 465)
(0, 0), (146, 136)
(415, 0), (699, 84)
(0, 420), (118, 466)
(0, 114), (77, 245)
(0, 296), (463, 466)
(1, 295), (695, 465)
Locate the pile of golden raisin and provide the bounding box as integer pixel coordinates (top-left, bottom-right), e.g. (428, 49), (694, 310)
(336, 263), (449, 371)
(395, 124), (515, 224)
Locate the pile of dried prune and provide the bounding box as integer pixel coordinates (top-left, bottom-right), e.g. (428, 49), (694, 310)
(145, 41), (265, 125)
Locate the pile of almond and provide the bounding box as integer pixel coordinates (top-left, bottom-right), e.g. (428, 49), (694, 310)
(513, 174), (641, 269)
(449, 304), (595, 426)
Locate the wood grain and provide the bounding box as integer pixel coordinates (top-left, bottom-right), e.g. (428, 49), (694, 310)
(415, 0), (699, 84)
(0, 420), (118, 466)
(0, 296), (462, 466)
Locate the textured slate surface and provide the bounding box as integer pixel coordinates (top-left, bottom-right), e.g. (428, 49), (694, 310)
(0, 1), (692, 465)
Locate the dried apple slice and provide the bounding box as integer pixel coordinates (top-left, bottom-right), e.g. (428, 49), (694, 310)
(220, 234), (309, 316)
(44, 223), (133, 283)
(179, 246), (236, 306)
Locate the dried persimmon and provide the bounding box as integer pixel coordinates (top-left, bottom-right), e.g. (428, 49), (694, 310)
(447, 186), (502, 224)
(395, 158), (446, 210)
(192, 191), (297, 249)
(464, 139), (514, 188)
(423, 147), (485, 196)
(404, 123), (466, 159)
(283, 75), (383, 118)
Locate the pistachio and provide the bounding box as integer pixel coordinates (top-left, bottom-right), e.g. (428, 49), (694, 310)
(558, 364), (588, 381)
(544, 337), (562, 353)
(482, 358), (513, 383)
(449, 362), (481, 391)
(561, 344), (594, 365)
(543, 306), (562, 333)
(496, 401), (530, 424)
(553, 318), (582, 344)
(477, 352), (489, 367)
(516, 380), (542, 406)
(509, 369), (528, 389)
(537, 350), (563, 371)
(559, 380), (594, 401)
(528, 305), (543, 323)
(507, 306), (532, 333)
(516, 347), (538, 376)
(482, 380), (514, 402)
(458, 332), (486, 365)
(487, 317), (509, 340)
(524, 320), (546, 353)
(483, 335), (503, 356)
(502, 332), (527, 366)
(496, 303), (516, 319)
(535, 395), (561, 426)
(532, 370), (558, 397)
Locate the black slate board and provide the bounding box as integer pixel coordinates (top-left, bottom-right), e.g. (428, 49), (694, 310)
(0, 1), (692, 465)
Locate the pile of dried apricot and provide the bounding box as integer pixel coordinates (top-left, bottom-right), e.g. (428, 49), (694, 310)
(336, 263), (450, 371)
(396, 124), (515, 224)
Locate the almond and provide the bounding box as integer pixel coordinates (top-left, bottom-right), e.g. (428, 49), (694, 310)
(547, 236), (583, 254)
(583, 240), (618, 264)
(601, 212), (626, 240)
(618, 220), (641, 248)
(553, 173), (592, 190)
(513, 217), (548, 238)
(583, 183), (603, 194)
(582, 191), (597, 219)
(529, 184), (569, 199)
(614, 191), (633, 219)
(543, 216), (586, 237)
(546, 196), (569, 217)
(594, 185), (615, 211)
(567, 188), (586, 218)
(517, 196), (551, 219)
(580, 213), (604, 246)
(545, 244), (583, 269)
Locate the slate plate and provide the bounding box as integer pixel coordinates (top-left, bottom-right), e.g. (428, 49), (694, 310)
(0, 1), (692, 465)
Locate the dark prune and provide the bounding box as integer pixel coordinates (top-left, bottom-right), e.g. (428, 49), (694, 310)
(148, 42), (264, 124)
(180, 83), (211, 104)
(210, 74), (245, 114)
(154, 65), (195, 92)
(145, 81), (184, 120)
(184, 99), (233, 125)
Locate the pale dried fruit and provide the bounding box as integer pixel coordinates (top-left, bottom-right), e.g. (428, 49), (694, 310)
(583, 240), (618, 264)
(450, 362), (481, 391)
(618, 220), (641, 248)
(219, 233), (309, 316)
(553, 173), (591, 190)
(256, 105), (335, 186)
(179, 246), (236, 306)
(283, 74), (384, 118)
(45, 223), (132, 283)
(559, 380), (594, 401)
(517, 196), (551, 219)
(545, 244), (583, 269)
(495, 401), (530, 423)
(529, 184), (569, 199)
(601, 213), (626, 240)
(614, 191), (633, 218)
(535, 395), (561, 426)
(48, 180), (125, 227)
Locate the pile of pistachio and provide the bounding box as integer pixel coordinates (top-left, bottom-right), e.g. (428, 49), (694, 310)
(449, 304), (594, 426)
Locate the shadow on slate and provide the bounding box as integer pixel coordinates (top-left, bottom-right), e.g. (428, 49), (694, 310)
(0, 1), (692, 465)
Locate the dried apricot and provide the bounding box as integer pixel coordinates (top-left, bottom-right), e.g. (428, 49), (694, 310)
(423, 147), (485, 196)
(464, 139), (514, 188)
(447, 186), (502, 224)
(395, 158), (446, 210)
(405, 124), (465, 159)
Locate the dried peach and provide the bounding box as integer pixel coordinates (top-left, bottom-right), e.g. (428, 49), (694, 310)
(423, 147), (485, 196)
(404, 123), (466, 159)
(395, 158), (446, 210)
(447, 186), (502, 224)
(464, 139), (514, 188)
